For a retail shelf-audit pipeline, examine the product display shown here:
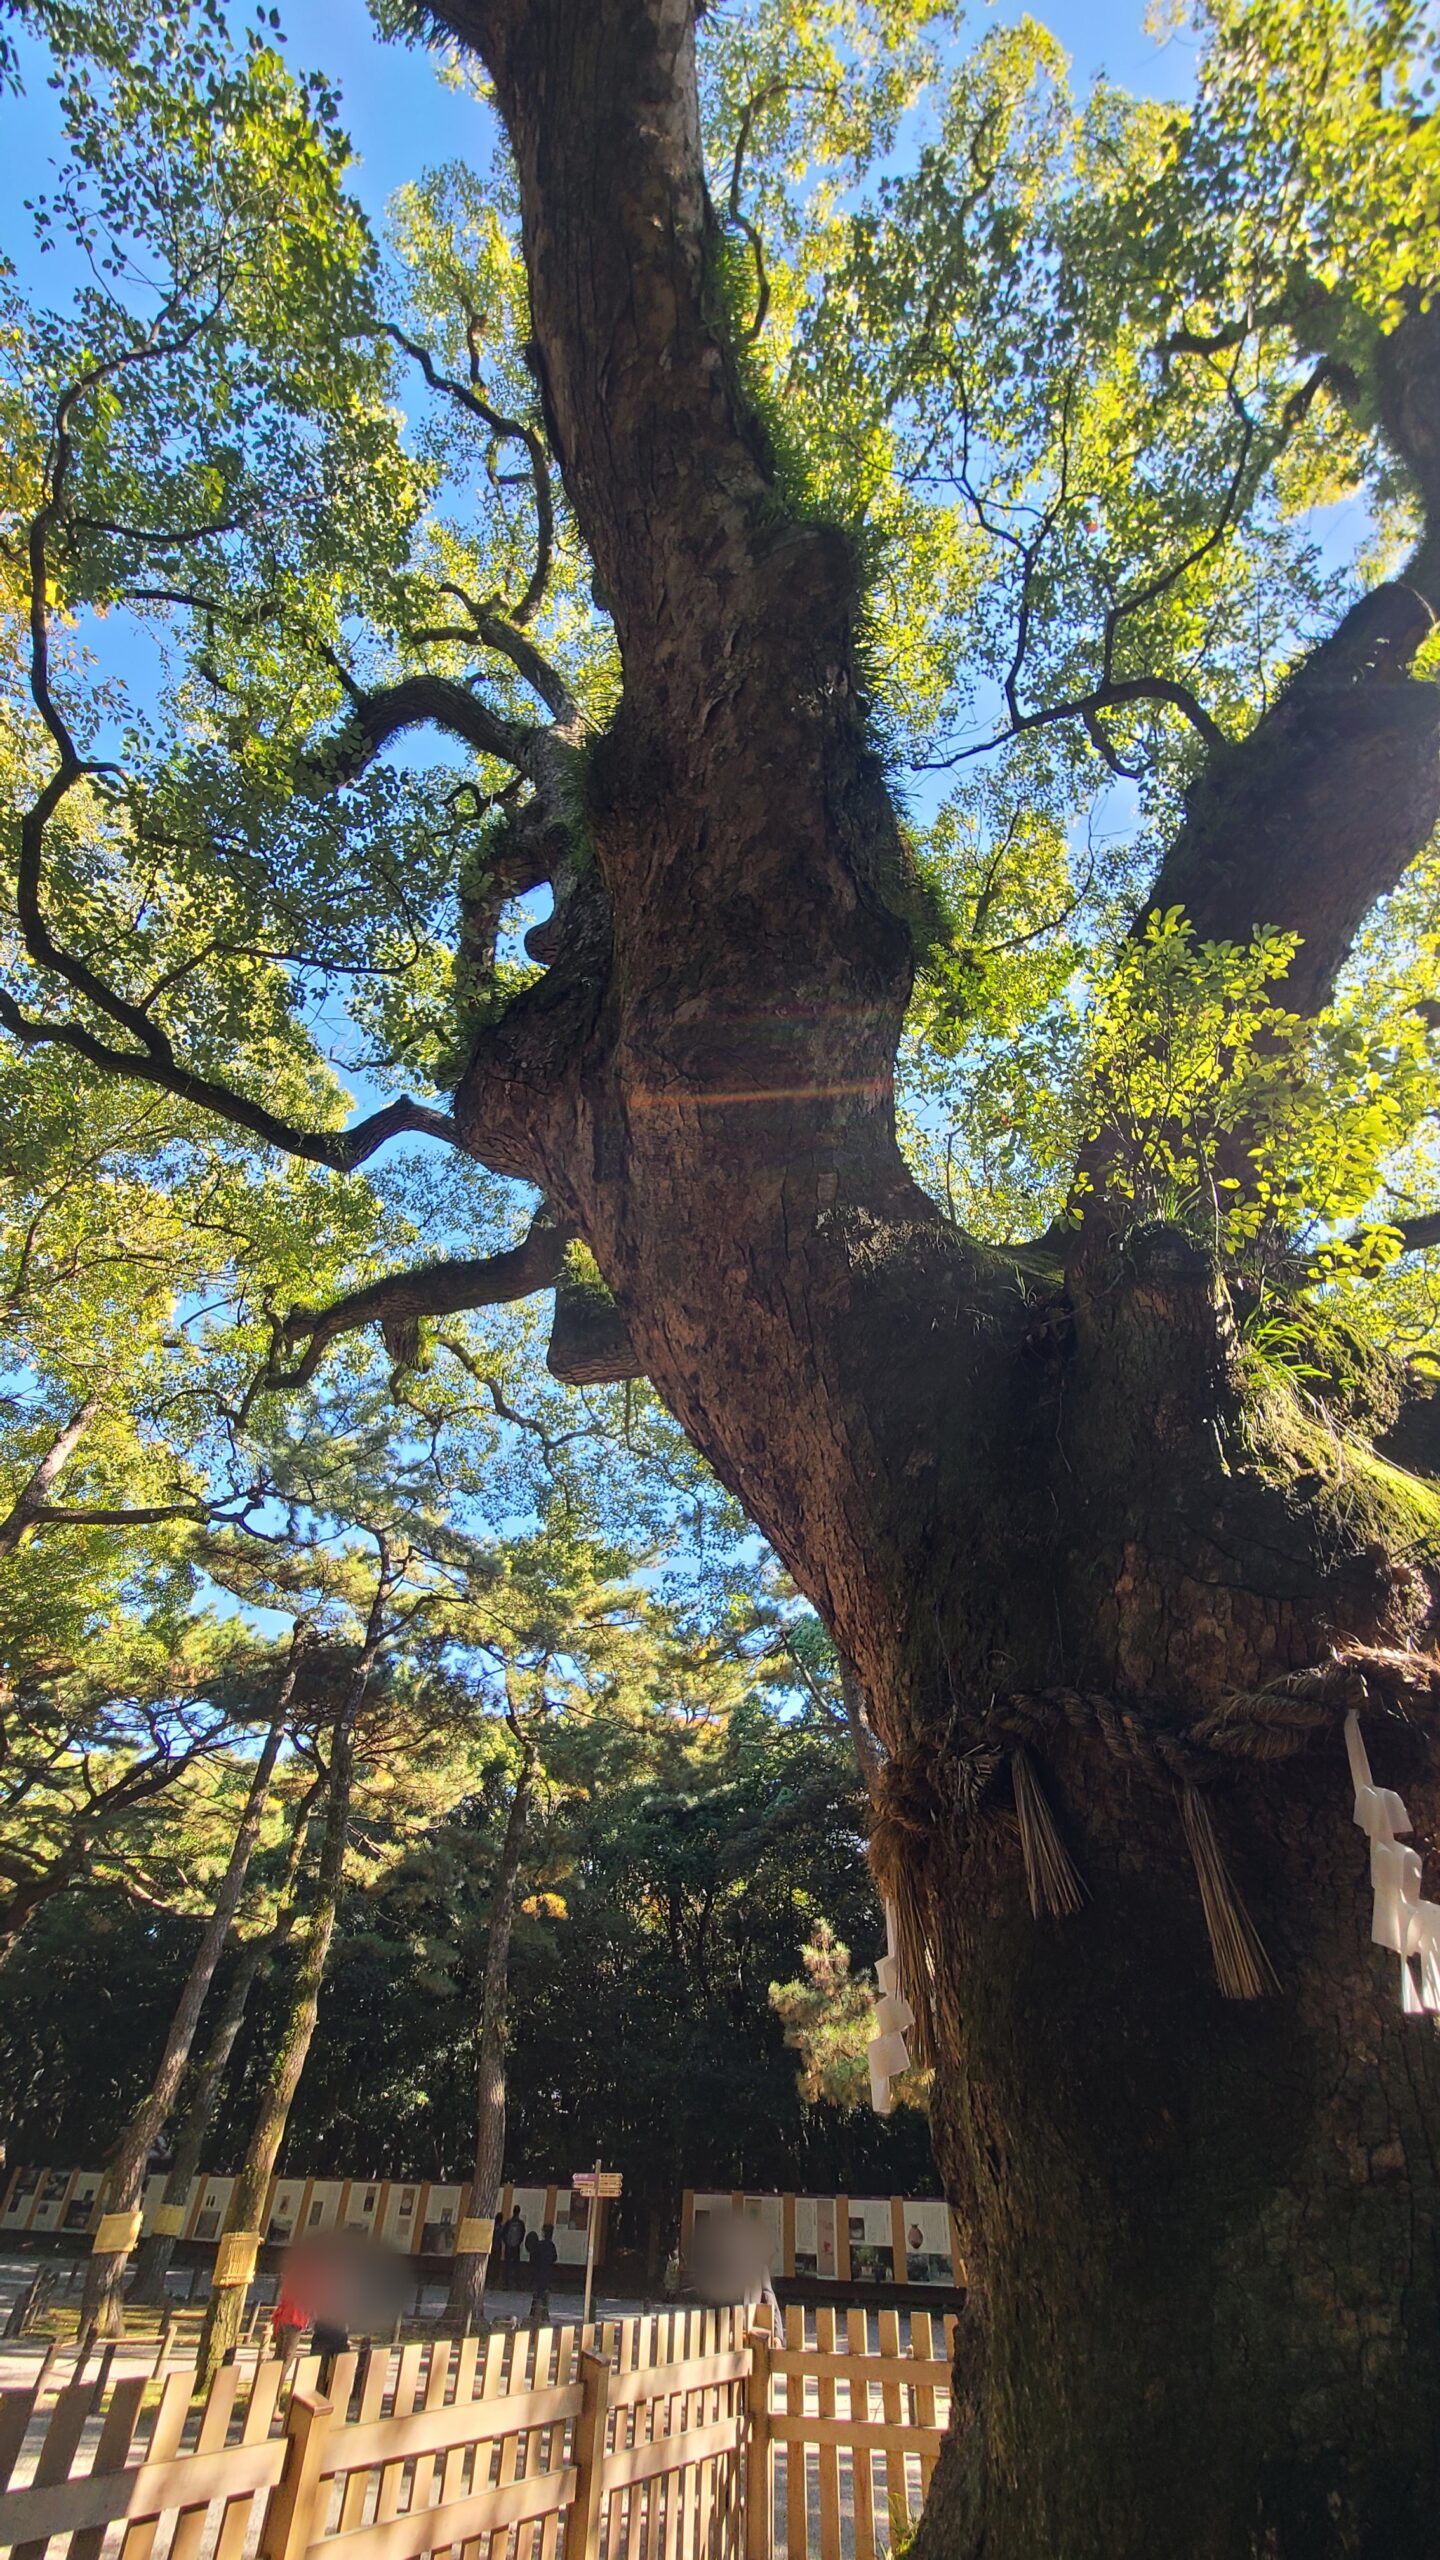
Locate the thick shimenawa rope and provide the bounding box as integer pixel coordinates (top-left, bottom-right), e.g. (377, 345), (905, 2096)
(864, 1645), (1440, 2066)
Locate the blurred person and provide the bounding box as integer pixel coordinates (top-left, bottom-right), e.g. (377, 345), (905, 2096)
(271, 2267), (310, 2367)
(526, 2220), (558, 2323)
(279, 2230), (404, 2384)
(689, 2212), (776, 2317)
(501, 2206), (526, 2288)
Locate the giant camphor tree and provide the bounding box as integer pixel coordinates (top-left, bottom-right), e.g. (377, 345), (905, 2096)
(7, 0), (1440, 2545)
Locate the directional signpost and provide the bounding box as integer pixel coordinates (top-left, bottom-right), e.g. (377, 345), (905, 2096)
(572, 2162), (623, 2329)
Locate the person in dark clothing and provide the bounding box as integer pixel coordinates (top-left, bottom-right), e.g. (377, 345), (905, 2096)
(500, 2208), (527, 2288)
(526, 2221), (558, 2323)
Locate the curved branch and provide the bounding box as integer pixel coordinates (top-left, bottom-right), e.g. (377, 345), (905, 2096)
(1342, 1206), (1440, 1259)
(70, 512), (244, 547)
(381, 319), (556, 628)
(307, 671), (537, 790)
(410, 588), (579, 722)
(1393, 1209), (1440, 1254)
(0, 1396), (102, 1556)
(726, 83), (787, 346)
(925, 673), (1228, 772)
(260, 1208), (573, 1392)
(13, 370), (480, 1170)
(0, 984), (458, 1168)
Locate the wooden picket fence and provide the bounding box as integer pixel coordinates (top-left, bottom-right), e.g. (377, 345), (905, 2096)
(0, 2306), (956, 2560)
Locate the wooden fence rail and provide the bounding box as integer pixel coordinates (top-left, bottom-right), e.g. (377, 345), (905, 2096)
(0, 2308), (955, 2560)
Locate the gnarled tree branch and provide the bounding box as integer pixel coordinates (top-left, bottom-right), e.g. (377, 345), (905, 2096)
(380, 318), (557, 630)
(0, 985), (459, 1168)
(259, 1207), (573, 1393)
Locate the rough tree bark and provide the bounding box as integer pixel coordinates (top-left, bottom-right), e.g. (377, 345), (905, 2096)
(127, 1765), (325, 2308)
(364, 5), (1440, 2549)
(81, 1633), (304, 2334)
(193, 1578), (388, 2391)
(443, 1723), (538, 2330)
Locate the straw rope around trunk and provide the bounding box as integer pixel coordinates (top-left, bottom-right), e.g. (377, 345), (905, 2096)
(864, 1648), (1439, 2027)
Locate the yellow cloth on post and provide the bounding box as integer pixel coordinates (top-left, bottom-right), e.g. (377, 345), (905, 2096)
(456, 2215), (494, 2254)
(212, 2231), (260, 2287)
(151, 2202), (188, 2237)
(92, 2208), (143, 2253)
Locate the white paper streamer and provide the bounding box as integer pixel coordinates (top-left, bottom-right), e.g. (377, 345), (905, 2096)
(1345, 1710), (1374, 1797)
(1354, 1783), (1412, 1839)
(1370, 1838), (1422, 1952)
(1345, 1711), (1439, 2027)
(868, 1895), (913, 2114)
(868, 2027), (912, 2078)
(1409, 1902), (1440, 2011)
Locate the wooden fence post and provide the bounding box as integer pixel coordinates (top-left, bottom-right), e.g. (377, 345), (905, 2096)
(260, 2389), (333, 2560)
(745, 2317), (772, 2560)
(569, 2348), (611, 2560)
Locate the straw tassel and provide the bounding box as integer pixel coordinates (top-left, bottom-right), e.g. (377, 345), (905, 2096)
(1010, 1747), (1087, 1918)
(1179, 1785), (1280, 1999)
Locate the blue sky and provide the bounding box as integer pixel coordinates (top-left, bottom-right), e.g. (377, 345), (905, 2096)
(217, 2), (1197, 231)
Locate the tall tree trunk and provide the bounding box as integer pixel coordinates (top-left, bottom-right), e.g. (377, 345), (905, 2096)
(81, 1637), (303, 2335)
(409, 5), (1440, 2545)
(194, 1578), (388, 2391)
(127, 1767), (324, 2308)
(444, 1730), (537, 2330)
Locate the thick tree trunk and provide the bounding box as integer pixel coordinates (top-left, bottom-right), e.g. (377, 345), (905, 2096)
(82, 1646), (301, 2334)
(407, 5), (1440, 2545)
(911, 1729), (1440, 2560)
(128, 1770), (323, 2308)
(444, 1734), (536, 2330)
(194, 1593), (385, 2391)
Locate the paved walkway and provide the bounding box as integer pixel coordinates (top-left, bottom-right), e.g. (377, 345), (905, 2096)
(0, 2252), (663, 2393)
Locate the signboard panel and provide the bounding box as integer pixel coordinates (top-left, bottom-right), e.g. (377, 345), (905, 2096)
(902, 2198), (955, 2285)
(685, 2187), (959, 2288)
(572, 2170), (622, 2197)
(846, 2195), (896, 2283)
(380, 2184), (420, 2246)
(739, 2194), (784, 2269)
(553, 2192), (589, 2261)
(265, 2181), (306, 2245)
